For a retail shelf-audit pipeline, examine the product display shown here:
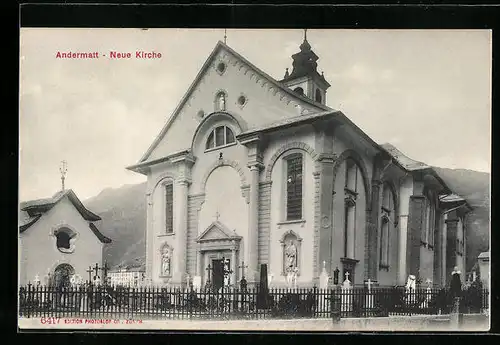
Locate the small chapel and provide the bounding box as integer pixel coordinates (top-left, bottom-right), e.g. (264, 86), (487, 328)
(19, 163), (111, 287)
(127, 31), (472, 290)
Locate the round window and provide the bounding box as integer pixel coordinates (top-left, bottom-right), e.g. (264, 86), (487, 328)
(238, 95), (246, 105)
(197, 110), (205, 118)
(217, 62), (226, 73)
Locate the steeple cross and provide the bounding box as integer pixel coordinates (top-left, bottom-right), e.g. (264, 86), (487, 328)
(215, 211), (220, 221)
(304, 28), (308, 41)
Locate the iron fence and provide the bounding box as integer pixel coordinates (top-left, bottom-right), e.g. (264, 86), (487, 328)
(18, 284), (489, 320)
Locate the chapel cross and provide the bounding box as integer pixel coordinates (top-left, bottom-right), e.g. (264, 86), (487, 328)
(215, 211), (220, 221)
(59, 160), (68, 191)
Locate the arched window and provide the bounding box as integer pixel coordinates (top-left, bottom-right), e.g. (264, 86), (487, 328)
(380, 184), (394, 269)
(293, 87), (304, 96)
(422, 190), (434, 248)
(315, 88), (322, 103)
(164, 183), (174, 234)
(344, 158), (358, 259)
(205, 125), (236, 150)
(285, 153), (303, 220)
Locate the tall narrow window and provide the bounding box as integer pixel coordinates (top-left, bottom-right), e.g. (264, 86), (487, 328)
(315, 88), (322, 103)
(380, 217), (390, 267)
(286, 153), (303, 220)
(165, 184), (173, 234)
(380, 184), (393, 269)
(344, 158), (358, 259)
(422, 196), (431, 244)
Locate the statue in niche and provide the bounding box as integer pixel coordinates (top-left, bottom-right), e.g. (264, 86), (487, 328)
(285, 240), (297, 273)
(217, 92), (226, 111)
(161, 249), (171, 276)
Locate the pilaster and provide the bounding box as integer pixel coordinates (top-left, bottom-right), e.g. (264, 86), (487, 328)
(240, 133), (264, 285)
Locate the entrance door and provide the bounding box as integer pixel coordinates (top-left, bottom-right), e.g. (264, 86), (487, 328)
(53, 263), (75, 288)
(212, 259), (224, 291)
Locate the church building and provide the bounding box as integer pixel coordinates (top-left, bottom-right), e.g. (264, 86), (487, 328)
(127, 32), (472, 289)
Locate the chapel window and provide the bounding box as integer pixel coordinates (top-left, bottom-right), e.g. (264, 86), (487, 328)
(422, 191), (434, 247)
(285, 153), (303, 221)
(165, 183), (174, 234)
(205, 125), (236, 151)
(56, 231), (71, 250)
(54, 227), (76, 253)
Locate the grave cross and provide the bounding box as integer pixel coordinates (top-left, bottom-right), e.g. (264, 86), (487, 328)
(365, 279), (373, 293)
(238, 261), (248, 279)
(205, 264), (212, 284)
(86, 266), (93, 283)
(99, 261), (110, 279)
(93, 263), (99, 276)
(344, 271), (350, 281)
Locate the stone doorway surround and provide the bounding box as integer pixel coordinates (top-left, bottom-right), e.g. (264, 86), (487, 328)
(195, 221), (242, 287)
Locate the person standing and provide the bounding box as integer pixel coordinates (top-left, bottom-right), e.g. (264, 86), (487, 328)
(450, 266), (462, 299)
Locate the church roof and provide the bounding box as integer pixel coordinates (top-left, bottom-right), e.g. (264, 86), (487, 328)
(134, 40), (331, 165)
(19, 189), (111, 243)
(379, 143), (430, 171)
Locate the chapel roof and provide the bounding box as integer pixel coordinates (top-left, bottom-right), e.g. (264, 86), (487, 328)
(379, 143), (430, 171)
(19, 189), (111, 243)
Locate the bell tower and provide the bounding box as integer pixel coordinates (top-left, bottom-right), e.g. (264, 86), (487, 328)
(280, 29), (330, 105)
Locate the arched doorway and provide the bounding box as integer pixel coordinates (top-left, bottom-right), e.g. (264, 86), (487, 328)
(53, 263), (75, 288)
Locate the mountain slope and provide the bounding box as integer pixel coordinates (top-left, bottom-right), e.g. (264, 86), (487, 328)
(84, 168), (490, 273)
(84, 182), (147, 270)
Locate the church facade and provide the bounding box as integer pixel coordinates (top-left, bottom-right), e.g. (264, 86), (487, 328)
(127, 35), (471, 289)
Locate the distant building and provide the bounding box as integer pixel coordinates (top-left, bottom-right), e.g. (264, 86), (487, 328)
(108, 267), (145, 287)
(18, 189), (111, 287)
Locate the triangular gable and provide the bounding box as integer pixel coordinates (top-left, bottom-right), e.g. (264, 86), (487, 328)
(196, 221), (240, 242)
(21, 189), (101, 222)
(135, 40), (331, 165)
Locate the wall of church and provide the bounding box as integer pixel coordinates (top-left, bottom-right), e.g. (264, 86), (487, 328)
(266, 130), (317, 286)
(147, 50), (319, 162)
(19, 197), (104, 285)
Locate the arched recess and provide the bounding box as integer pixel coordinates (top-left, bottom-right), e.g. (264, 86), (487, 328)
(264, 142), (319, 181)
(331, 149), (371, 207)
(200, 159), (247, 193)
(191, 111), (248, 152)
(280, 230), (303, 276)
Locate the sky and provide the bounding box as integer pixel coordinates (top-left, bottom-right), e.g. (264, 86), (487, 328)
(19, 29), (491, 202)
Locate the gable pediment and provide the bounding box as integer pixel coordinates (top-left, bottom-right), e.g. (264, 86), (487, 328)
(196, 221), (241, 242)
(129, 41), (331, 167)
